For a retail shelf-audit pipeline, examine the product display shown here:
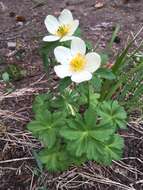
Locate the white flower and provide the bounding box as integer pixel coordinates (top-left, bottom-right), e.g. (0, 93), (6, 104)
(54, 38), (101, 83)
(43, 9), (79, 42)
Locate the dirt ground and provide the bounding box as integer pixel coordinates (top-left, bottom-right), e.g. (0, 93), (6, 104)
(0, 0), (143, 189)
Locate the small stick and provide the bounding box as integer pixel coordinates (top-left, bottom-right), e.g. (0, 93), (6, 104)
(0, 157), (34, 164)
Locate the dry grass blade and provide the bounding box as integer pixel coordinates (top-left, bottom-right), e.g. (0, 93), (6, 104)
(0, 157), (34, 164)
(0, 87), (49, 101)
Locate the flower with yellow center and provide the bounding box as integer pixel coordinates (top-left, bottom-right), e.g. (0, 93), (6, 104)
(54, 38), (101, 83)
(70, 53), (86, 72)
(43, 9), (79, 42)
(56, 25), (70, 38)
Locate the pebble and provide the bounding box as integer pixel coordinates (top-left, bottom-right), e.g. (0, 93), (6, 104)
(95, 2), (105, 9)
(7, 42), (16, 50)
(16, 21), (24, 27)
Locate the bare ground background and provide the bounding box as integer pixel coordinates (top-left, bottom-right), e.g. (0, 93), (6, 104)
(0, 0), (143, 189)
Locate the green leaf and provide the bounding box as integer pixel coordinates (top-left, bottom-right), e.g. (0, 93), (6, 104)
(32, 93), (52, 114)
(89, 124), (115, 141)
(96, 68), (116, 80)
(69, 154), (86, 166)
(41, 51), (49, 70)
(99, 53), (109, 65)
(38, 147), (70, 172)
(108, 24), (120, 48)
(98, 101), (127, 129)
(59, 77), (71, 92)
(32, 150), (43, 173)
(67, 137), (105, 161)
(61, 118), (123, 164)
(2, 72), (10, 82)
(111, 30), (140, 74)
(74, 27), (81, 37)
(28, 121), (56, 148)
(27, 111), (65, 148)
(6, 64), (25, 81)
(36, 109), (52, 122)
(85, 40), (93, 51)
(84, 107), (96, 127)
(60, 117), (115, 160)
(91, 75), (102, 92)
(102, 135), (124, 165)
(40, 41), (59, 70)
(76, 83), (89, 105)
(52, 90), (79, 115)
(60, 40), (71, 48)
(89, 93), (100, 109)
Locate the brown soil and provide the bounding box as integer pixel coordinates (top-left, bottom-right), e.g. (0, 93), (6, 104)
(0, 0), (143, 189)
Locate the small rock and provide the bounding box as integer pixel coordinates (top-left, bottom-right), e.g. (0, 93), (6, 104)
(95, 2), (105, 9)
(7, 42), (16, 50)
(16, 21), (24, 27)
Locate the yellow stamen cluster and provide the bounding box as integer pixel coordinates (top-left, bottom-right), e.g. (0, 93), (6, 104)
(56, 25), (70, 37)
(70, 53), (86, 72)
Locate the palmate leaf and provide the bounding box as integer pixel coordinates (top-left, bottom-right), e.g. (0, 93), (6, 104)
(60, 114), (115, 161)
(32, 93), (52, 114)
(89, 93), (100, 110)
(98, 101), (127, 129)
(59, 77), (71, 92)
(27, 111), (65, 148)
(38, 147), (69, 172)
(60, 118), (124, 164)
(67, 137), (105, 161)
(101, 134), (124, 165)
(84, 107), (97, 127)
(52, 89), (79, 115)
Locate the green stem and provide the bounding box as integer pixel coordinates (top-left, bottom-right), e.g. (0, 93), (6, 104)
(67, 103), (76, 116)
(87, 82), (90, 107)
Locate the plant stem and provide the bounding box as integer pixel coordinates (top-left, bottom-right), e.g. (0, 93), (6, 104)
(87, 81), (90, 107)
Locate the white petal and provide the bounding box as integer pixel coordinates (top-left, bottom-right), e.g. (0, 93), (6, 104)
(60, 36), (75, 42)
(85, 53), (101, 73)
(71, 38), (86, 56)
(54, 65), (72, 78)
(44, 15), (59, 34)
(54, 46), (72, 65)
(43, 35), (60, 42)
(68, 20), (79, 35)
(71, 71), (92, 83)
(59, 9), (73, 24)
